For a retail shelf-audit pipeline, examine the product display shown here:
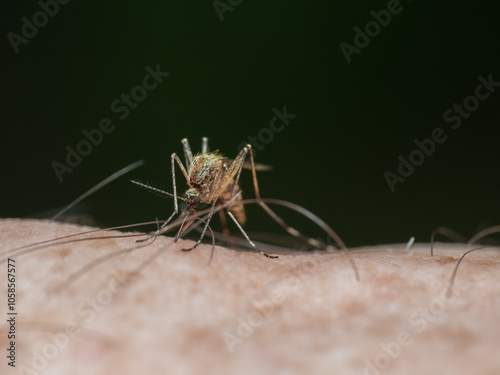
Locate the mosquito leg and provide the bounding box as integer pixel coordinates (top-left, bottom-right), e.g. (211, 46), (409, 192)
(156, 152), (185, 231)
(156, 152), (189, 235)
(225, 146), (249, 212)
(136, 209), (177, 243)
(182, 217), (217, 266)
(245, 145), (329, 250)
(218, 209), (234, 248)
(171, 152), (189, 213)
(224, 145), (301, 255)
(259, 201), (327, 249)
(223, 145), (276, 256)
(202, 137), (209, 154)
(136, 153), (188, 242)
(227, 211), (278, 258)
(181, 138), (193, 169)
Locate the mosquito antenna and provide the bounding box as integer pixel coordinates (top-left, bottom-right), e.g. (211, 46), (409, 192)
(51, 160), (145, 221)
(430, 227), (468, 256)
(130, 180), (185, 201)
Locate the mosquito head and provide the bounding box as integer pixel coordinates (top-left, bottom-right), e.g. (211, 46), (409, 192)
(183, 188), (201, 209)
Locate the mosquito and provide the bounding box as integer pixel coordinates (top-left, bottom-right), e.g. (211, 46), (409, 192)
(131, 137), (336, 259)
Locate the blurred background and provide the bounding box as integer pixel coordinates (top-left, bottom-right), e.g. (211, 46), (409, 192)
(2, 1), (500, 247)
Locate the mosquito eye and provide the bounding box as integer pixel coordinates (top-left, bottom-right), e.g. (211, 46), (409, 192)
(192, 195), (200, 204)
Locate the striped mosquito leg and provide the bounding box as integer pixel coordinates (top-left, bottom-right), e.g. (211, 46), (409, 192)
(226, 211), (278, 258)
(247, 145), (327, 250)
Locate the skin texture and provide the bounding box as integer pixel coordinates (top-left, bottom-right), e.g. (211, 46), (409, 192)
(1, 218), (499, 375)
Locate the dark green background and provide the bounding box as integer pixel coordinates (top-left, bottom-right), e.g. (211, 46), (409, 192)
(2, 1), (500, 247)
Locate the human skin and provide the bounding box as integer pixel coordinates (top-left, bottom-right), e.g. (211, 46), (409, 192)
(0, 218), (499, 375)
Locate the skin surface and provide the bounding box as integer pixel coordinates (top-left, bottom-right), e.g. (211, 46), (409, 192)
(1, 218), (499, 375)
